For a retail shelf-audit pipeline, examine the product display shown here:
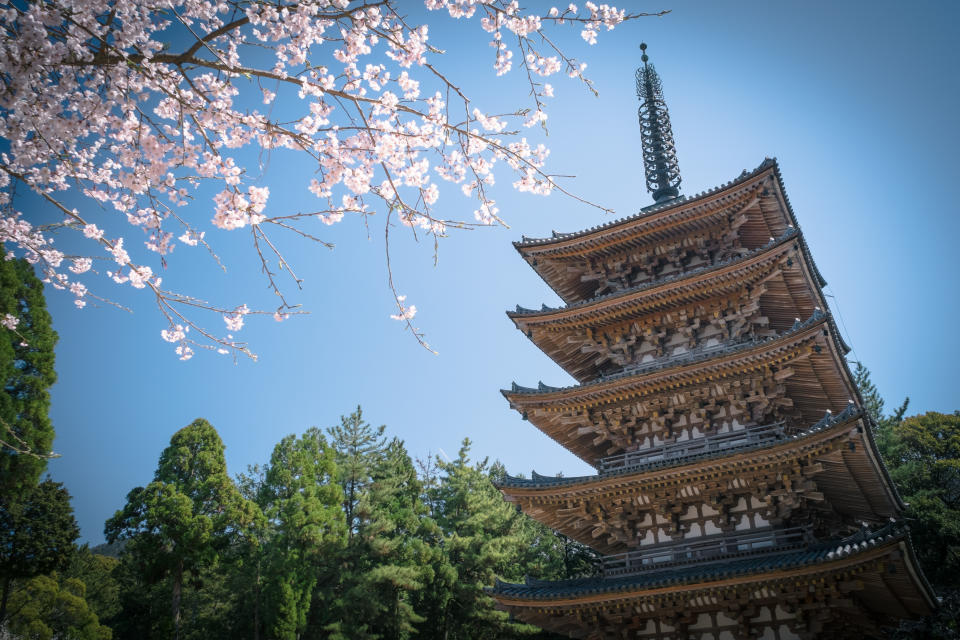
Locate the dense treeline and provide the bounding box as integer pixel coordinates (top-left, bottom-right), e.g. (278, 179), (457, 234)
(92, 409), (596, 640)
(1, 265), (959, 639)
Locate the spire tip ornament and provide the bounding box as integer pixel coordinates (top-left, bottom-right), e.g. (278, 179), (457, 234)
(636, 43), (681, 203)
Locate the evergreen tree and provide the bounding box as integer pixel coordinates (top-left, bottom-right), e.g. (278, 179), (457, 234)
(323, 438), (436, 640)
(105, 419), (255, 640)
(328, 406), (387, 540)
(418, 440), (543, 640)
(853, 361), (885, 425)
(0, 479), (79, 625)
(258, 428), (343, 640)
(0, 257), (58, 494)
(234, 464), (270, 640)
(66, 546), (121, 625)
(882, 411), (960, 588)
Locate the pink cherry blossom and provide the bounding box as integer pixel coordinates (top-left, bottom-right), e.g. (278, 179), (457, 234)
(0, 0), (647, 359)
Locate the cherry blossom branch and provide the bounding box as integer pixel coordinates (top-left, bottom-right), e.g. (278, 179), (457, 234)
(1, 0), (656, 359)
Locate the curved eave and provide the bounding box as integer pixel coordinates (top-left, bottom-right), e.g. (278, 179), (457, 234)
(498, 407), (863, 490)
(515, 159), (814, 304)
(503, 313), (859, 466)
(509, 230), (800, 322)
(504, 312), (847, 408)
(509, 229), (833, 383)
(497, 411), (904, 545)
(489, 526), (936, 621)
(514, 158), (780, 251)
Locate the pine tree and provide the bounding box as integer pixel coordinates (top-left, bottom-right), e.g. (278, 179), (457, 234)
(330, 438), (435, 640)
(417, 440), (543, 640)
(853, 361), (885, 424)
(328, 406), (387, 540)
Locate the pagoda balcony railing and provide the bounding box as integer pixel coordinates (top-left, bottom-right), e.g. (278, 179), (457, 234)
(597, 420), (787, 475)
(600, 333), (758, 381)
(601, 525), (814, 578)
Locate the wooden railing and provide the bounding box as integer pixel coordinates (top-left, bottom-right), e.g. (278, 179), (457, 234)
(601, 526), (813, 577)
(597, 421), (787, 475)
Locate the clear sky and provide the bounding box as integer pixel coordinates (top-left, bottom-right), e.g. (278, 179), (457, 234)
(33, 1), (960, 543)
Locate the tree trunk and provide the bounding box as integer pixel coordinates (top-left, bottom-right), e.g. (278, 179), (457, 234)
(253, 559), (261, 640)
(0, 576), (12, 627)
(172, 558), (184, 640)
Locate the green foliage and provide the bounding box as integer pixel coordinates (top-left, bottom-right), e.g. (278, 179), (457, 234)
(66, 546), (121, 623)
(5, 573), (112, 640)
(1, 480), (79, 584)
(0, 258), (58, 495)
(417, 439), (553, 640)
(101, 411), (596, 640)
(258, 427), (343, 640)
(1, 479), (80, 624)
(322, 436), (435, 640)
(328, 406), (387, 540)
(853, 362), (960, 638)
(882, 411), (960, 588)
(854, 361), (885, 425)
(105, 418), (255, 640)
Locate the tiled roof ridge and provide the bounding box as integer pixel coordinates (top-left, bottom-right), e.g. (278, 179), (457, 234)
(505, 308), (837, 397)
(510, 227), (800, 318)
(514, 158), (779, 248)
(488, 520), (910, 598)
(495, 404), (862, 489)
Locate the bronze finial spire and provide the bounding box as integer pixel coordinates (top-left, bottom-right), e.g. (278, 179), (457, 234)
(636, 43), (681, 203)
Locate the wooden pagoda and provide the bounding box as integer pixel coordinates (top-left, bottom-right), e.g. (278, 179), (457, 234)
(489, 45), (937, 640)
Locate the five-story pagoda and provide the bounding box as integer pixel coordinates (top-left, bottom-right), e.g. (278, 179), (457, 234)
(489, 45), (937, 640)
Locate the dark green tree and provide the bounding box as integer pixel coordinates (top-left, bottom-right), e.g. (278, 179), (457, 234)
(323, 438), (437, 640)
(104, 418), (255, 640)
(854, 361), (885, 425)
(66, 546), (122, 624)
(0, 258), (58, 495)
(417, 440), (544, 640)
(883, 411), (960, 587)
(234, 464), (270, 640)
(328, 406), (387, 540)
(0, 479), (79, 625)
(257, 428), (343, 640)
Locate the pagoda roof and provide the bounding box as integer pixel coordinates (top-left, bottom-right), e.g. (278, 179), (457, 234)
(499, 404), (862, 490)
(514, 159), (827, 305)
(503, 312), (856, 454)
(489, 522), (932, 607)
(509, 228), (835, 382)
(510, 229), (800, 320)
(494, 408), (904, 544)
(503, 312), (858, 465)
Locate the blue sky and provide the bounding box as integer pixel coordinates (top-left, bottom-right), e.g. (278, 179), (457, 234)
(31, 1), (960, 543)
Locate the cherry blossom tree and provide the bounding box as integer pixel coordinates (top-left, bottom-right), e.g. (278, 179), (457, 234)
(0, 0), (659, 359)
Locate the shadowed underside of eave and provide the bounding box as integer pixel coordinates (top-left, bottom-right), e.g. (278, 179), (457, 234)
(490, 533), (936, 640)
(503, 316), (858, 466)
(509, 231), (828, 383)
(515, 160), (810, 305)
(497, 413), (902, 554)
